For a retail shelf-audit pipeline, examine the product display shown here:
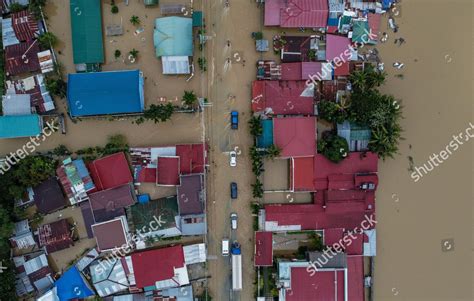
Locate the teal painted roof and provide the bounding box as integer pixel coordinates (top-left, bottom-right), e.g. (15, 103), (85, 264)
(0, 114), (41, 139)
(352, 20), (375, 44)
(154, 17), (193, 57)
(192, 11), (203, 27)
(70, 0), (105, 64)
(257, 119), (274, 148)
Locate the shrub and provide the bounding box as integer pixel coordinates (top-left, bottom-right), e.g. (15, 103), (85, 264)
(114, 49), (121, 59)
(111, 5), (118, 14)
(37, 32), (58, 49)
(45, 77), (67, 98)
(317, 131), (349, 163)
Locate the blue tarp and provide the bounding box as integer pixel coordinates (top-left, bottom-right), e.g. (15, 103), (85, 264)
(67, 70), (144, 117)
(257, 119), (274, 148)
(382, 0), (393, 9)
(0, 115), (41, 139)
(138, 194), (150, 204)
(55, 266), (94, 301)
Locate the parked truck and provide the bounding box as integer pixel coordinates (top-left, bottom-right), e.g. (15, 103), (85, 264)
(231, 242), (242, 291)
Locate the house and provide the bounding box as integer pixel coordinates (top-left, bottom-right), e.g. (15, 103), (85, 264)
(273, 116), (316, 158)
(254, 232), (273, 266)
(32, 177), (67, 214)
(277, 256), (364, 301)
(54, 266), (95, 300)
(89, 258), (129, 297)
(10, 220), (36, 250)
(92, 216), (130, 252)
(6, 74), (55, 113)
(130, 144), (207, 184)
(56, 157), (96, 205)
(337, 121), (371, 151)
(1, 10), (41, 47)
(88, 152), (133, 191)
(2, 94), (31, 115)
(0, 114), (42, 139)
(183, 243), (207, 265)
(264, 0), (328, 28)
(130, 196), (181, 239)
(67, 70), (145, 117)
(0, 0), (29, 14)
(69, 0), (105, 65)
(154, 17), (193, 74)
(256, 119), (274, 148)
(326, 34), (352, 62)
(5, 40), (41, 76)
(129, 245), (189, 290)
(89, 183), (136, 223)
(251, 81), (315, 115)
(37, 219), (74, 254)
(75, 248), (99, 272)
(13, 252), (54, 296)
(290, 157), (315, 191)
(177, 174), (204, 215)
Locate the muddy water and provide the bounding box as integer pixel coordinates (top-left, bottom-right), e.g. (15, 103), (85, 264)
(374, 1), (472, 300)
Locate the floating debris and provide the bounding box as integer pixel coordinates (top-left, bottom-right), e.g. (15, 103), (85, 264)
(393, 62), (404, 69)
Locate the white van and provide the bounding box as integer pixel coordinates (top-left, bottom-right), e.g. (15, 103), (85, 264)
(222, 239), (230, 256)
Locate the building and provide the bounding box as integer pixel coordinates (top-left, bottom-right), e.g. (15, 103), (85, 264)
(337, 121), (371, 152)
(265, 0), (328, 28)
(92, 215), (130, 252)
(32, 177), (67, 214)
(89, 183), (136, 222)
(13, 252), (54, 296)
(5, 74), (55, 113)
(154, 17), (193, 74)
(251, 81), (315, 115)
(37, 219), (74, 254)
(88, 152), (133, 191)
(2, 10), (41, 48)
(0, 114), (42, 139)
(273, 116), (316, 158)
(67, 70), (145, 117)
(89, 258), (129, 297)
(54, 266), (95, 300)
(57, 157), (96, 205)
(10, 220), (36, 250)
(177, 174), (204, 216)
(5, 40), (41, 76)
(129, 245), (189, 290)
(2, 94), (31, 115)
(254, 232), (273, 266)
(69, 0), (105, 66)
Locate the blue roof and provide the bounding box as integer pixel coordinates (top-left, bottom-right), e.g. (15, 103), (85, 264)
(67, 70), (144, 117)
(382, 0), (393, 9)
(55, 266), (94, 301)
(257, 119), (274, 148)
(0, 115), (41, 139)
(154, 17), (193, 57)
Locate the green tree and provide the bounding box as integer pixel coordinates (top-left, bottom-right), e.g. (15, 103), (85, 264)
(13, 155), (56, 188)
(248, 115), (263, 137)
(182, 90), (197, 107)
(103, 134), (129, 155)
(38, 32), (58, 49)
(138, 103), (174, 124)
(318, 100), (347, 124)
(45, 77), (67, 98)
(130, 15), (140, 26)
(317, 132), (349, 163)
(114, 49), (121, 59)
(53, 144), (71, 157)
(265, 144), (281, 160)
(8, 2), (26, 12)
(198, 57), (207, 71)
(349, 64), (386, 93)
(111, 4), (118, 14)
(251, 178), (264, 198)
(369, 121), (402, 160)
(129, 48), (139, 59)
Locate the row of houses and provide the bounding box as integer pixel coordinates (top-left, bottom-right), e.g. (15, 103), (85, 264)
(251, 0), (394, 300)
(9, 143), (208, 299)
(0, 4), (55, 139)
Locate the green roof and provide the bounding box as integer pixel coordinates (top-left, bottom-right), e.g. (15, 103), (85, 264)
(192, 11), (203, 27)
(70, 0), (105, 64)
(352, 20), (376, 44)
(0, 115), (41, 139)
(130, 196), (179, 232)
(154, 17), (193, 57)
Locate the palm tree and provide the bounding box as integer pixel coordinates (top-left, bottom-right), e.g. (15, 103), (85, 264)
(266, 144), (281, 160)
(252, 179), (264, 198)
(38, 32), (58, 49)
(182, 91), (197, 107)
(129, 48), (139, 59)
(249, 115), (263, 137)
(130, 15), (140, 26)
(114, 49), (121, 59)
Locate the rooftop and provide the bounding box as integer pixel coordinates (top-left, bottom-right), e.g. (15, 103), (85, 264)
(177, 174), (204, 215)
(88, 152), (133, 191)
(154, 17), (193, 57)
(67, 70), (144, 117)
(91, 216), (130, 252)
(254, 232), (273, 266)
(89, 183), (136, 222)
(32, 177), (68, 214)
(0, 114), (41, 139)
(37, 219), (73, 254)
(273, 116), (316, 158)
(157, 156), (180, 186)
(5, 41), (41, 76)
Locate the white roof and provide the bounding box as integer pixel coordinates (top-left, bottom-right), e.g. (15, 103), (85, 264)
(24, 254), (48, 275)
(162, 56), (190, 74)
(183, 243), (206, 265)
(2, 94), (31, 116)
(36, 287), (59, 301)
(363, 229), (376, 256)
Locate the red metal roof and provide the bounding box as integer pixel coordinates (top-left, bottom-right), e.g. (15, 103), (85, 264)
(301, 62), (322, 81)
(344, 233), (364, 255)
(273, 117), (316, 158)
(254, 232), (273, 266)
(326, 34), (352, 61)
(281, 63), (302, 80)
(252, 81), (314, 115)
(92, 218), (128, 251)
(323, 228), (344, 246)
(347, 256), (364, 301)
(287, 267), (345, 301)
(12, 10), (39, 42)
(131, 245), (185, 288)
(264, 0), (286, 26)
(368, 13), (381, 39)
(89, 184), (135, 222)
(334, 62), (350, 76)
(37, 219), (73, 254)
(291, 157), (315, 191)
(280, 0), (328, 28)
(88, 152), (133, 191)
(157, 157), (180, 186)
(175, 143), (206, 174)
(5, 41), (41, 76)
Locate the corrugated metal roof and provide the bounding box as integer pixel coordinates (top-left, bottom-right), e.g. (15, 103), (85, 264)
(12, 10), (40, 41)
(2, 17), (20, 47)
(5, 40), (41, 76)
(161, 55), (190, 74)
(2, 94), (31, 115)
(70, 0), (104, 64)
(0, 114), (41, 139)
(154, 17), (193, 57)
(280, 0), (328, 28)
